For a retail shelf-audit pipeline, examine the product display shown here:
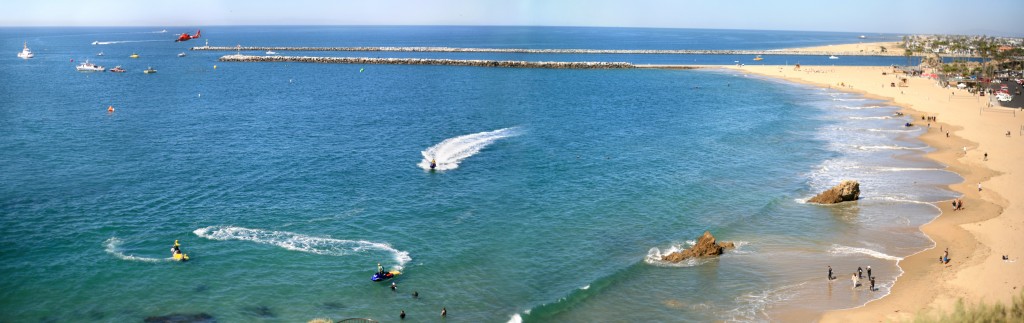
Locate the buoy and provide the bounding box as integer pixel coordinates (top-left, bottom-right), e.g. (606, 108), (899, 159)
(107, 106), (114, 113)
(213, 65), (217, 69)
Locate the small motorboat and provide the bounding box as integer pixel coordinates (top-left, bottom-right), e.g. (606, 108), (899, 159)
(371, 271), (400, 282)
(178, 52), (186, 57)
(76, 60), (105, 72)
(110, 66), (126, 73)
(17, 42), (34, 59)
(92, 41), (99, 45)
(265, 50), (278, 55)
(753, 55), (764, 61)
(829, 55), (839, 59)
(143, 67), (157, 74)
(130, 53), (139, 58)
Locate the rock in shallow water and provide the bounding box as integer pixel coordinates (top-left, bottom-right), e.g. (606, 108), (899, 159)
(808, 180), (861, 204)
(661, 231), (735, 263)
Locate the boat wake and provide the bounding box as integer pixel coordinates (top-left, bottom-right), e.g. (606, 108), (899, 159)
(104, 237), (173, 263)
(418, 127), (520, 171)
(193, 226), (411, 269)
(92, 40), (164, 45)
(828, 244), (903, 261)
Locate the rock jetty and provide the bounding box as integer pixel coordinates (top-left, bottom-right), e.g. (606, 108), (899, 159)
(662, 231), (735, 263)
(808, 180), (861, 204)
(217, 54), (634, 69)
(193, 45), (927, 57)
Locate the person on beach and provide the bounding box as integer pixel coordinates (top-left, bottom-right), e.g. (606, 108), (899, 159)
(984, 152), (988, 161)
(851, 273), (859, 288)
(867, 266), (872, 279)
(952, 199), (958, 211)
(943, 248), (950, 264)
(828, 265), (834, 280)
(870, 277), (876, 291)
(857, 267), (863, 279)
(946, 131), (950, 138)
(978, 183), (982, 192)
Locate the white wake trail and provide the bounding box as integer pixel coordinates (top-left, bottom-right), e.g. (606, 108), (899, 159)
(104, 237), (173, 263)
(193, 226), (411, 270)
(419, 127), (520, 171)
(92, 40), (165, 45)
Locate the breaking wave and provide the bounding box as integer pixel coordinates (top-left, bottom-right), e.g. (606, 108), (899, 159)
(193, 226), (411, 269)
(828, 244), (903, 261)
(418, 127), (520, 171)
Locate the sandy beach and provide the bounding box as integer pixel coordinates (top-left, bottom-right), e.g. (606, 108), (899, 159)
(723, 64), (1023, 321)
(770, 41), (903, 56)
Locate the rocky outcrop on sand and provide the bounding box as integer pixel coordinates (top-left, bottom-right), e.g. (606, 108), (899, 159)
(662, 231), (735, 263)
(808, 180), (861, 204)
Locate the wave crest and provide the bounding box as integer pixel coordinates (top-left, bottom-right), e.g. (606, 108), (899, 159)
(828, 244), (903, 261)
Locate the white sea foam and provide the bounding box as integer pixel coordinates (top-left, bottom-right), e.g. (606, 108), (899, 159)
(853, 144), (927, 151)
(507, 313), (523, 323)
(865, 128), (917, 133)
(193, 226), (411, 269)
(725, 281), (807, 321)
(580, 284), (590, 290)
(848, 116), (893, 120)
(104, 237), (172, 263)
(833, 98), (869, 102)
(418, 127), (520, 171)
(828, 244), (903, 261)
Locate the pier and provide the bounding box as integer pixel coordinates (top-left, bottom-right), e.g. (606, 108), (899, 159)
(217, 54), (635, 69)
(194, 45), (937, 57)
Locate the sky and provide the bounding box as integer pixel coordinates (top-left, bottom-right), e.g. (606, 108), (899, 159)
(4, 0), (1023, 37)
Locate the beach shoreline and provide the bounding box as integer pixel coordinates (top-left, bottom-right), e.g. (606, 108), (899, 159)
(713, 64), (1022, 321)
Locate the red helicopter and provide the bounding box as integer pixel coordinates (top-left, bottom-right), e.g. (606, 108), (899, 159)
(175, 30), (201, 42)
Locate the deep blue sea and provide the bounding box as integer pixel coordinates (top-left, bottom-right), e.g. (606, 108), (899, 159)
(1, 26), (958, 322)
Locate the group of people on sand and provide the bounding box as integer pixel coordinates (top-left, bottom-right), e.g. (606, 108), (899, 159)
(827, 265), (877, 291)
(952, 198), (964, 211)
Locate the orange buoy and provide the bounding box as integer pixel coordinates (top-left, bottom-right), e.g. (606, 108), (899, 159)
(107, 106), (114, 113)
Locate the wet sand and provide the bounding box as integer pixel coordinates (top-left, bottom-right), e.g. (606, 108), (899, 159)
(720, 65), (1023, 321)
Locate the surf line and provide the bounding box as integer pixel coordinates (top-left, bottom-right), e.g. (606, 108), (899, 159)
(419, 127), (521, 171)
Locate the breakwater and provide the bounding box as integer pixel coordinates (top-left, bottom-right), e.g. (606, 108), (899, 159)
(194, 45), (926, 57)
(217, 54), (635, 69)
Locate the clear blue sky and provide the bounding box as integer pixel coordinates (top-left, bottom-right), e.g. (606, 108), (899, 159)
(5, 0), (1023, 36)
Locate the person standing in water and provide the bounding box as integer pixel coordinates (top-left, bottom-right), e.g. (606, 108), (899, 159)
(827, 265), (834, 280)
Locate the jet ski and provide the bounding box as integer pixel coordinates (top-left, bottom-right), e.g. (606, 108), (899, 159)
(371, 270), (400, 282)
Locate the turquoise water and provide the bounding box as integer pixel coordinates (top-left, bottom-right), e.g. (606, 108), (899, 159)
(1, 27), (958, 322)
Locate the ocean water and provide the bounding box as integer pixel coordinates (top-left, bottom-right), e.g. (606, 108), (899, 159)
(0, 26), (958, 322)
